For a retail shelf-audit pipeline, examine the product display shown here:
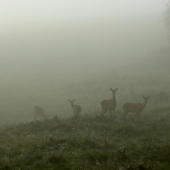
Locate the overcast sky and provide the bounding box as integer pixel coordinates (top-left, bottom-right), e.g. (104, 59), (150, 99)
(1, 0), (168, 24)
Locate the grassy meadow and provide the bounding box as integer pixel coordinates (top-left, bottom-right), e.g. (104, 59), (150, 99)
(0, 48), (169, 169)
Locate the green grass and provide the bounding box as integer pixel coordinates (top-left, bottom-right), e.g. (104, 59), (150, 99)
(0, 110), (170, 169)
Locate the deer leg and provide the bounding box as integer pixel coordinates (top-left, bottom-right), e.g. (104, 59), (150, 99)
(123, 111), (129, 122)
(34, 114), (37, 120)
(77, 112), (80, 119)
(123, 111), (127, 116)
(101, 109), (105, 116)
(113, 108), (116, 115)
(73, 110), (75, 117)
(74, 111), (77, 117)
(136, 112), (140, 120)
(78, 111), (81, 118)
(74, 110), (78, 118)
(109, 110), (112, 117)
(121, 111), (127, 123)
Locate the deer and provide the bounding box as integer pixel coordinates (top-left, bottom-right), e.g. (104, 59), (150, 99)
(33, 106), (47, 120)
(68, 99), (81, 118)
(122, 96), (150, 118)
(100, 88), (118, 116)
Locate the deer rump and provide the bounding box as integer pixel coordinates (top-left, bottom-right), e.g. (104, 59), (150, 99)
(33, 106), (46, 119)
(73, 105), (81, 116)
(100, 99), (116, 110)
(123, 103), (143, 113)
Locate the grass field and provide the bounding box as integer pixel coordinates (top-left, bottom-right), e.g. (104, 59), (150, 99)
(0, 48), (169, 169)
(1, 109), (170, 170)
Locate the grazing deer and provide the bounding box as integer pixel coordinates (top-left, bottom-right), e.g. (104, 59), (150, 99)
(100, 88), (118, 116)
(68, 99), (81, 118)
(122, 96), (150, 118)
(33, 106), (47, 120)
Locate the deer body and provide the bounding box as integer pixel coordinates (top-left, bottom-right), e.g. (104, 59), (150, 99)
(68, 99), (81, 118)
(122, 96), (150, 117)
(100, 88), (118, 116)
(33, 106), (46, 120)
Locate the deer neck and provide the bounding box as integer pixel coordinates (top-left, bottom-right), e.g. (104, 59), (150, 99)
(71, 103), (74, 109)
(142, 100), (147, 109)
(112, 93), (116, 105)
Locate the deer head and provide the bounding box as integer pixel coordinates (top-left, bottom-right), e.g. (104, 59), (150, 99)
(143, 96), (150, 101)
(68, 99), (75, 104)
(68, 99), (76, 108)
(110, 88), (118, 95)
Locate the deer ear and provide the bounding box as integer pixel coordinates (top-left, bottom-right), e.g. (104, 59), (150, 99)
(116, 88), (118, 91)
(73, 99), (75, 101)
(110, 88), (112, 91)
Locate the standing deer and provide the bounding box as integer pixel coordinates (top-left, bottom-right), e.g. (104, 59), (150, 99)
(68, 99), (81, 118)
(122, 96), (150, 118)
(33, 106), (47, 120)
(100, 88), (118, 116)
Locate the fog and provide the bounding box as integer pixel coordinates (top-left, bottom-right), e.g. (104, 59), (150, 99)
(0, 16), (167, 78)
(0, 1), (168, 79)
(0, 1), (169, 122)
(1, 3), (170, 168)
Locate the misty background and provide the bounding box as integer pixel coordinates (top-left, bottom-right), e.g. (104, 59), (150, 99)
(0, 0), (169, 123)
